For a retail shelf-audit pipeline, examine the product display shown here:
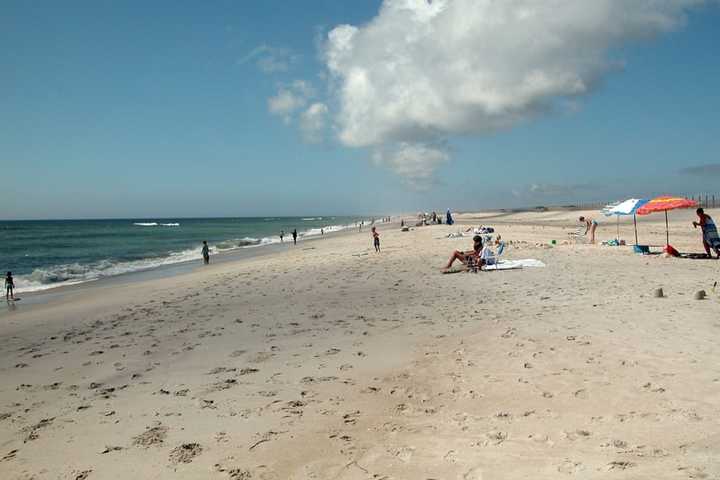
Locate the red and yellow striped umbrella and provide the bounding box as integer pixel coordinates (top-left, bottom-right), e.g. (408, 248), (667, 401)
(636, 196), (698, 245)
(636, 196), (697, 215)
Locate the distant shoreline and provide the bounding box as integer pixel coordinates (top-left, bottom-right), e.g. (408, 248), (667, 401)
(0, 218), (398, 314)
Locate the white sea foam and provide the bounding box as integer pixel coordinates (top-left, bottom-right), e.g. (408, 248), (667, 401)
(14, 247), (203, 293)
(14, 218), (376, 294)
(133, 222), (180, 227)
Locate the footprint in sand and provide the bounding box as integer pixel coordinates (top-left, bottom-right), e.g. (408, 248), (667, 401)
(133, 424), (168, 447)
(100, 445), (123, 454)
(169, 443), (203, 464)
(463, 466), (484, 480)
(215, 465), (253, 479)
(392, 446), (415, 462)
(606, 461), (635, 471)
(557, 460), (584, 474)
(479, 431), (507, 446)
(564, 430), (591, 441)
(1, 449), (18, 462)
(22, 417), (55, 443)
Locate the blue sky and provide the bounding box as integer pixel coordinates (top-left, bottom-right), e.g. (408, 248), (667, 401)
(2, 1), (720, 219)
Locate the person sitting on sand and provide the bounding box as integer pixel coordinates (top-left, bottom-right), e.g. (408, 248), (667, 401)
(5, 271), (14, 300)
(693, 208), (720, 258)
(371, 226), (380, 252)
(443, 235), (483, 271)
(579, 216), (598, 244)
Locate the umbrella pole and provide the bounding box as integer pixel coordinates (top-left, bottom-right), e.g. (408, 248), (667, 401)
(665, 210), (669, 245)
(634, 214), (638, 245)
(616, 216), (619, 241)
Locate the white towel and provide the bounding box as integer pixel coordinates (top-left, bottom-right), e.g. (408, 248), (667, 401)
(484, 259), (546, 270)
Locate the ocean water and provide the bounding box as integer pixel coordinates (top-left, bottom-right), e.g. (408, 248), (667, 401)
(0, 216), (369, 293)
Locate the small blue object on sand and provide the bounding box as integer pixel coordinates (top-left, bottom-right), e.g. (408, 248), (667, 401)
(633, 245), (650, 254)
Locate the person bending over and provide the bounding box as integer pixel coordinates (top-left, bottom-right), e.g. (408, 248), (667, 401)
(579, 216), (598, 244)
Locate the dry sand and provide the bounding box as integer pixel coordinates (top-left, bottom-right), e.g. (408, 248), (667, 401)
(1, 209), (719, 479)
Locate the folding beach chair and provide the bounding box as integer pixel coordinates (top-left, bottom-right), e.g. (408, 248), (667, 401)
(480, 242), (505, 270)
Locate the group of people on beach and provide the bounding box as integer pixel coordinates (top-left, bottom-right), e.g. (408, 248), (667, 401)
(192, 207), (720, 276)
(440, 207), (720, 273)
(199, 222), (385, 266)
(578, 208), (720, 257)
(279, 229), (298, 245)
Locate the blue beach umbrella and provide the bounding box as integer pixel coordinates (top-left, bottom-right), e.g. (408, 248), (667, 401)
(602, 198), (649, 244)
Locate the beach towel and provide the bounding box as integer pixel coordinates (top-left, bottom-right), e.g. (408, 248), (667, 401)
(484, 259), (546, 270)
(679, 253), (716, 259)
(702, 218), (720, 249)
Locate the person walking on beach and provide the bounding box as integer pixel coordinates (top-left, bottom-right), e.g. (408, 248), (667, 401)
(371, 226), (380, 252)
(693, 208), (720, 258)
(292, 229), (298, 245)
(321, 228), (324, 236)
(280, 230), (284, 243)
(201, 241), (210, 265)
(5, 271), (14, 300)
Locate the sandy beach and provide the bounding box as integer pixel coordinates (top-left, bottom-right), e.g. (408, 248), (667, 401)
(2, 209), (720, 479)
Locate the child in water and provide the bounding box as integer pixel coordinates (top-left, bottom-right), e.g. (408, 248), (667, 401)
(5, 271), (14, 300)
(371, 227), (380, 252)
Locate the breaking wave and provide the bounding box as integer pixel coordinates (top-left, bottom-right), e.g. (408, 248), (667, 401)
(13, 218), (373, 294)
(133, 222), (180, 227)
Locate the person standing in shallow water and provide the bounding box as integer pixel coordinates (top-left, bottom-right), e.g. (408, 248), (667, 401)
(5, 271), (14, 300)
(280, 230), (284, 243)
(201, 241), (210, 264)
(292, 229), (298, 245)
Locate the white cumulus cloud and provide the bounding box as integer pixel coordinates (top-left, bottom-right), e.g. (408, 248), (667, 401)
(300, 103), (329, 143)
(322, 0), (707, 181)
(268, 80), (316, 123)
(372, 142), (450, 189)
